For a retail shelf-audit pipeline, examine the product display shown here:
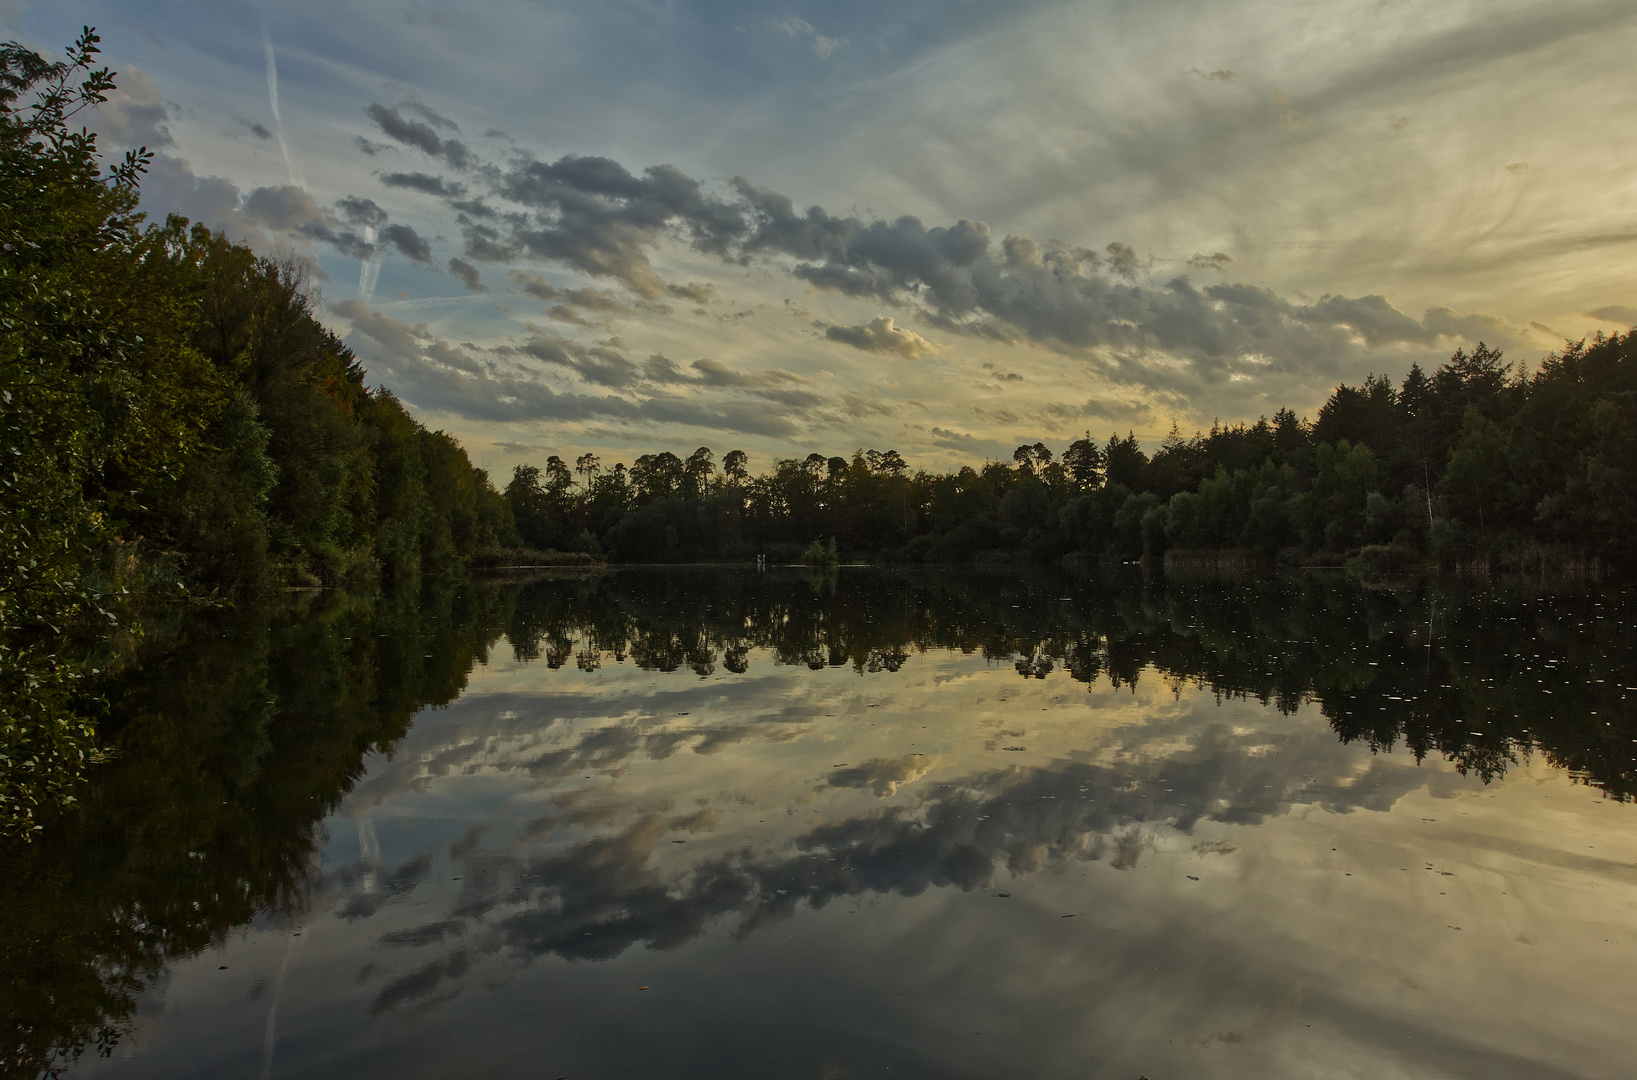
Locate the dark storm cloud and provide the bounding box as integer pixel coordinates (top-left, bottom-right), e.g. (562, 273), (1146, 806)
(382, 171), (467, 197)
(365, 103), (472, 169)
(1102, 241), (1142, 279)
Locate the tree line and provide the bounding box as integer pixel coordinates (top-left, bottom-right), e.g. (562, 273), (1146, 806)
(502, 333), (1637, 572)
(1, 33), (515, 835)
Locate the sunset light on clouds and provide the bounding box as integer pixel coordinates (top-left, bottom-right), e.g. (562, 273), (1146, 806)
(25, 0), (1637, 471)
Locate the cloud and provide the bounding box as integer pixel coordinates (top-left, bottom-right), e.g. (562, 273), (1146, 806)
(1418, 306), (1531, 349)
(822, 316), (943, 359)
(646, 356), (819, 409)
(365, 103), (472, 169)
(87, 68), (172, 150)
(448, 257), (487, 291)
(928, 426), (1014, 460)
(238, 118), (272, 140)
(337, 299), (643, 423)
(488, 155), (743, 298)
(1584, 305), (1637, 325)
(329, 141), (1545, 416)
(1063, 396), (1158, 427)
(328, 719), (1426, 978)
(519, 330), (645, 388)
(382, 223), (433, 263)
(667, 281), (716, 303)
(333, 302), (815, 438)
(337, 195), (389, 227)
(510, 271), (674, 324)
(397, 99), (460, 131)
(233, 190), (438, 270)
(772, 16), (846, 58)
(828, 755), (939, 797)
(138, 153), (243, 232)
(1189, 68), (1237, 82)
(382, 172), (467, 198)
(1103, 240), (1142, 280)
(546, 305), (595, 327)
(231, 185), (381, 261)
(242, 183), (325, 230)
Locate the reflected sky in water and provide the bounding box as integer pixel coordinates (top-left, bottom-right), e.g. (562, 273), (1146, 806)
(27, 569), (1637, 1079)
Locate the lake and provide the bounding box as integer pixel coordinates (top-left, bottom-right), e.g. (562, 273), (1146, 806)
(7, 567), (1636, 1080)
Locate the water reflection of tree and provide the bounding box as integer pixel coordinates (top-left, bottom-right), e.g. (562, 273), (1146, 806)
(502, 568), (1635, 800)
(0, 582), (512, 1079)
(5, 568), (1634, 1071)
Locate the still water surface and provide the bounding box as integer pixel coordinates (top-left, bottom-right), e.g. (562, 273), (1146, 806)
(9, 568), (1637, 1079)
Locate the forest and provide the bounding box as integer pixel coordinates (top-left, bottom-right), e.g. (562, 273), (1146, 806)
(4, 33), (1636, 834)
(1, 34), (516, 834)
(511, 335), (1637, 574)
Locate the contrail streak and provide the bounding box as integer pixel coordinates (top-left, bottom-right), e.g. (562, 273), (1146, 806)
(260, 929), (305, 1080)
(359, 225), (381, 300)
(262, 30), (302, 187)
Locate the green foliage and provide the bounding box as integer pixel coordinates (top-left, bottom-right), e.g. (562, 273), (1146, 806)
(801, 536), (839, 567)
(148, 391), (277, 591)
(524, 330), (1637, 574)
(0, 29), (182, 839)
(1301, 440), (1380, 551)
(0, 31), (514, 836)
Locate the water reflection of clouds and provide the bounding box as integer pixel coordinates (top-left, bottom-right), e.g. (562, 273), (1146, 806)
(42, 573), (1637, 1080)
(313, 649), (1437, 1022)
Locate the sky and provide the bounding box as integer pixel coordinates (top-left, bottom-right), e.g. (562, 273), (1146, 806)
(15, 0), (1637, 473)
